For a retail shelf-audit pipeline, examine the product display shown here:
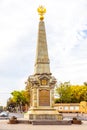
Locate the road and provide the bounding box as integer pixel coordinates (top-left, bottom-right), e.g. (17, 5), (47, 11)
(9, 112), (24, 118)
(62, 113), (87, 120)
(0, 112), (24, 120)
(0, 112), (87, 120)
(0, 113), (87, 130)
(0, 120), (87, 130)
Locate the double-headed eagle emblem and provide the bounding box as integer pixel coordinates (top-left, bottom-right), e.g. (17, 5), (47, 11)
(37, 6), (46, 20)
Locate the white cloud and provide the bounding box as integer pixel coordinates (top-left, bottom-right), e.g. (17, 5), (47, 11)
(0, 0), (87, 106)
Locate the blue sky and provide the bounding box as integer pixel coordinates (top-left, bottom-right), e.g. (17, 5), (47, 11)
(0, 0), (87, 106)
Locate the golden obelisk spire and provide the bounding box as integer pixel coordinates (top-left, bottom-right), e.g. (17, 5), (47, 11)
(37, 6), (46, 20)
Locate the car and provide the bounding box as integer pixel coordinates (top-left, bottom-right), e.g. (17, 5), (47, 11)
(0, 111), (9, 117)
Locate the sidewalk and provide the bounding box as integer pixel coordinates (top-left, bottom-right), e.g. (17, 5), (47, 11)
(0, 120), (87, 130)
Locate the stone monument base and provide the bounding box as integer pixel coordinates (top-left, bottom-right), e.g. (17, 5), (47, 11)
(24, 108), (63, 121)
(32, 120), (72, 125)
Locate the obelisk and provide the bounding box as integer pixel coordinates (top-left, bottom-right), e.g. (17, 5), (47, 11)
(25, 6), (62, 122)
(34, 6), (50, 75)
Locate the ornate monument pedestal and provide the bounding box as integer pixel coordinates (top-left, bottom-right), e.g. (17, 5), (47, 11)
(28, 108), (62, 121)
(25, 6), (63, 122)
(25, 73), (63, 121)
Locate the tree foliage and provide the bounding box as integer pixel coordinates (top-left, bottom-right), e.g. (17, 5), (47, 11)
(7, 97), (16, 111)
(55, 82), (87, 103)
(7, 90), (30, 112)
(7, 80), (31, 112)
(11, 90), (30, 105)
(84, 82), (87, 86)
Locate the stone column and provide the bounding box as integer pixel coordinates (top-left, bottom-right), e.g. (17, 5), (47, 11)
(33, 88), (37, 107)
(50, 89), (54, 107)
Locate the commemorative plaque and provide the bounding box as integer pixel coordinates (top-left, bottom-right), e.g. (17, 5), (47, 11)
(39, 89), (50, 106)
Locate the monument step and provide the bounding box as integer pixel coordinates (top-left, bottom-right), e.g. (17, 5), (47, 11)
(32, 120), (72, 125)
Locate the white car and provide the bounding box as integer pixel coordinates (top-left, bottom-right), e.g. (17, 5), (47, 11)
(0, 111), (9, 117)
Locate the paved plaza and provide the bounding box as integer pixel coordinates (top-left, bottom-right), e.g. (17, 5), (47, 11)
(0, 120), (87, 130)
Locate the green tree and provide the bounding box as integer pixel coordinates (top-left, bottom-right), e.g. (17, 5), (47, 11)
(55, 82), (87, 103)
(56, 82), (72, 103)
(84, 82), (87, 86)
(11, 90), (30, 106)
(6, 90), (30, 112)
(7, 97), (16, 112)
(70, 85), (87, 102)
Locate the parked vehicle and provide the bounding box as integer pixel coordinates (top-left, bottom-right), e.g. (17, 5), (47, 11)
(0, 111), (9, 117)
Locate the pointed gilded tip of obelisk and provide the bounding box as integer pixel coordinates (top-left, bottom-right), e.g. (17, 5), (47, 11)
(37, 5), (46, 21)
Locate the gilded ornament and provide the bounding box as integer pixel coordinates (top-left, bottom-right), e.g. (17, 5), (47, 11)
(37, 6), (46, 20)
